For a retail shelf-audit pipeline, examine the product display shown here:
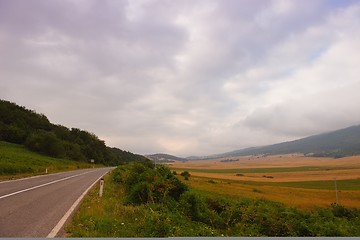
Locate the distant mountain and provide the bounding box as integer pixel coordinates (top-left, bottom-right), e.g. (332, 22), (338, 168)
(146, 153), (187, 162)
(195, 125), (360, 159)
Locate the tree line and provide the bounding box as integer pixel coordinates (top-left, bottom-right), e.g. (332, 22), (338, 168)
(0, 99), (147, 165)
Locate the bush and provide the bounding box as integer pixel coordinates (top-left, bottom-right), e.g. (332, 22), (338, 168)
(330, 203), (358, 219)
(181, 171), (191, 178)
(179, 192), (210, 222)
(126, 181), (152, 205)
(113, 163), (188, 205)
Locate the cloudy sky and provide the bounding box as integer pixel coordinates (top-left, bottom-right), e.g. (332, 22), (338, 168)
(1, 0), (360, 157)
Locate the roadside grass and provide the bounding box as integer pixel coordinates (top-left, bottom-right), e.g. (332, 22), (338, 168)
(184, 176), (360, 210)
(67, 164), (360, 237)
(67, 173), (217, 237)
(0, 141), (99, 180)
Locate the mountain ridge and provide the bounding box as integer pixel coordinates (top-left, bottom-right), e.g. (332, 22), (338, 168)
(219, 124), (360, 158)
(175, 125), (360, 160)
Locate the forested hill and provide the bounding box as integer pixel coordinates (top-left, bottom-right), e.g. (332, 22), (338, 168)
(209, 125), (360, 159)
(0, 99), (147, 165)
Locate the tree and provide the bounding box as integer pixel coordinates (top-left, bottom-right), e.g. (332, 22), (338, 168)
(25, 130), (65, 157)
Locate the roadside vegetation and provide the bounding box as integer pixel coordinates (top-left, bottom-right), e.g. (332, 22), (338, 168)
(0, 141), (98, 180)
(67, 162), (360, 237)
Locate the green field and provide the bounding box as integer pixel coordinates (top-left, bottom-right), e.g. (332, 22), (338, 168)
(0, 141), (98, 179)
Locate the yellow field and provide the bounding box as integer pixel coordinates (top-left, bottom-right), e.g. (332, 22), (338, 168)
(171, 154), (360, 210)
(172, 154), (360, 169)
(186, 169), (360, 182)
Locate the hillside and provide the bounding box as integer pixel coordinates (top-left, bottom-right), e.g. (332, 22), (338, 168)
(208, 125), (360, 159)
(146, 153), (187, 162)
(0, 141), (95, 178)
(0, 99), (148, 165)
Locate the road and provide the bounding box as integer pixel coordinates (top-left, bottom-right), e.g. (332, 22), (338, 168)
(0, 168), (113, 237)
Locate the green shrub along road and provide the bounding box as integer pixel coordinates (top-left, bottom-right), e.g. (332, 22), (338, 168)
(67, 162), (360, 237)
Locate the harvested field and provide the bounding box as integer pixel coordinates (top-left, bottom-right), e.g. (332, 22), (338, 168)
(172, 155), (360, 182)
(172, 154), (360, 209)
(175, 169), (360, 182)
(173, 155), (360, 169)
(186, 176), (360, 210)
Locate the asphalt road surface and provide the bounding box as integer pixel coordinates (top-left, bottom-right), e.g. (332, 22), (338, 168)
(0, 167), (113, 237)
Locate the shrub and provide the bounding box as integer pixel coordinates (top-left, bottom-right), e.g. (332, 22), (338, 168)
(125, 181), (152, 205)
(113, 162), (188, 205)
(330, 203), (358, 219)
(179, 192), (209, 222)
(180, 171), (191, 178)
(252, 188), (262, 193)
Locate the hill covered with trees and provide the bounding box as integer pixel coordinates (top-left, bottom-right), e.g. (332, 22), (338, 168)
(0, 99), (147, 165)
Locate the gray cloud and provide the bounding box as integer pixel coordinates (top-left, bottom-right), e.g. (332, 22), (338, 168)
(1, 0), (360, 156)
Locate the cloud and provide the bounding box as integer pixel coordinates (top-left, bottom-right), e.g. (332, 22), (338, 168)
(1, 0), (360, 156)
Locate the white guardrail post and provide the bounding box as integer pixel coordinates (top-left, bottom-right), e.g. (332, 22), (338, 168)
(99, 177), (104, 197)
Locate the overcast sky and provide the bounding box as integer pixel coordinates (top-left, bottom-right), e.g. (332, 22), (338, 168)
(1, 0), (360, 157)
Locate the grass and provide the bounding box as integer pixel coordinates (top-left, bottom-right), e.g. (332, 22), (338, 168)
(67, 164), (360, 237)
(0, 141), (100, 180)
(67, 174), (216, 237)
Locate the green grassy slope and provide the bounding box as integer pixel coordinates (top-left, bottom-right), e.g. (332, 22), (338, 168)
(0, 141), (98, 180)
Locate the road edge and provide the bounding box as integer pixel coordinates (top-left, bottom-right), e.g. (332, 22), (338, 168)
(46, 170), (110, 238)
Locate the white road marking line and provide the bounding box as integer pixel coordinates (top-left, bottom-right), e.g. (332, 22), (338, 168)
(0, 171), (65, 184)
(0, 170), (96, 200)
(47, 173), (107, 238)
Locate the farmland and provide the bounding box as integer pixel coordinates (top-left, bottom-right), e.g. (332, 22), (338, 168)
(67, 161), (360, 237)
(171, 154), (360, 210)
